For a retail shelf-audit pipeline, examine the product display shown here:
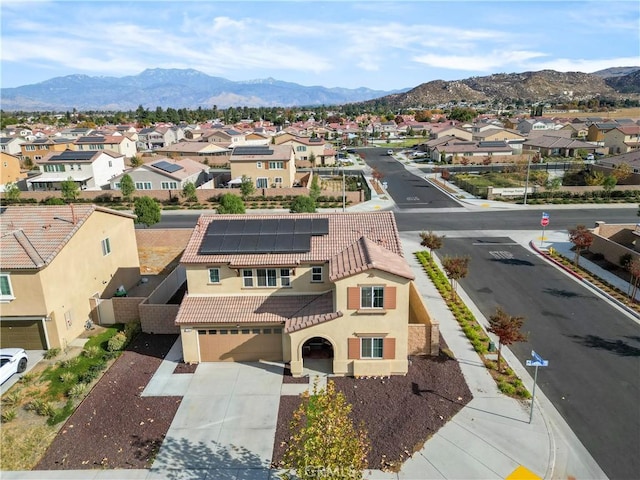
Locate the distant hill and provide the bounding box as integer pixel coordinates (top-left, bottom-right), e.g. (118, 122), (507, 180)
(0, 68), (405, 111)
(362, 68), (640, 109)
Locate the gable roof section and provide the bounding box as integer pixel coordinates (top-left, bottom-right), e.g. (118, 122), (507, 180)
(182, 212), (405, 269)
(329, 236), (414, 281)
(1, 205), (135, 269)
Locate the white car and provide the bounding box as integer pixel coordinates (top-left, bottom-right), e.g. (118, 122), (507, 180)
(0, 348), (28, 385)
(387, 149), (394, 155)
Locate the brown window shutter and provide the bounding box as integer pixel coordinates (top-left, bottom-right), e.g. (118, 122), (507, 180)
(348, 338), (360, 359)
(384, 286), (396, 309)
(383, 337), (396, 359)
(347, 287), (360, 309)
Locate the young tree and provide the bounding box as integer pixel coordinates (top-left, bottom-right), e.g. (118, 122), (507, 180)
(61, 177), (80, 201)
(371, 168), (384, 184)
(487, 306), (527, 371)
(568, 225), (593, 266)
(441, 255), (470, 300)
(309, 151), (317, 169)
(281, 380), (369, 480)
(4, 182), (21, 202)
(133, 196), (161, 227)
(217, 193), (245, 214)
(119, 174), (135, 205)
(627, 257), (640, 303)
(612, 163), (632, 182)
(309, 173), (321, 201)
(129, 155), (143, 168)
(419, 231), (445, 263)
(290, 195), (316, 213)
(240, 175), (255, 199)
(601, 175), (617, 198)
(182, 181), (198, 203)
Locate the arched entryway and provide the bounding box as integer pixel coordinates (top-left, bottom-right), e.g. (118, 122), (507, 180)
(302, 336), (334, 375)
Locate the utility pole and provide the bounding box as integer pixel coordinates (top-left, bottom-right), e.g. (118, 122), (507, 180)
(342, 167), (346, 212)
(523, 153), (531, 205)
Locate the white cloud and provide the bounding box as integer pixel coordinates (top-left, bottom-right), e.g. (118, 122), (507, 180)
(413, 50), (547, 72)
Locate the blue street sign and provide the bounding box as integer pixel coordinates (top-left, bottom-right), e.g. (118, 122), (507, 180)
(542, 212), (549, 219)
(531, 350), (544, 363)
(526, 359), (549, 367)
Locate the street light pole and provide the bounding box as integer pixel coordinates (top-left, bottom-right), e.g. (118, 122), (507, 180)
(342, 167), (346, 212)
(523, 153), (531, 205)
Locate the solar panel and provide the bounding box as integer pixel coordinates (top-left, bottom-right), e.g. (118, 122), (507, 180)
(292, 233), (311, 251)
(243, 220), (262, 235)
(294, 218), (312, 234)
(225, 219), (246, 235)
(238, 235), (259, 252)
(50, 151), (96, 161)
(259, 219), (279, 234)
(232, 146), (274, 156)
(220, 235), (240, 253)
(273, 234), (294, 252)
(152, 160), (182, 173)
(311, 218), (329, 235)
(257, 234), (277, 252)
(277, 218), (296, 234)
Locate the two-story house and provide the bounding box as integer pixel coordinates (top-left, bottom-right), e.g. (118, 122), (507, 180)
(0, 152), (26, 188)
(0, 205), (140, 350)
(20, 138), (75, 165)
(110, 157), (210, 191)
(602, 125), (640, 155)
(175, 212), (438, 377)
(28, 149), (125, 191)
(74, 135), (138, 158)
(0, 136), (26, 156)
(229, 145), (296, 188)
(274, 136), (336, 167)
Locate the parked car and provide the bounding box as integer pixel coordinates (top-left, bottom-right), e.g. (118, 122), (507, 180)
(0, 348), (28, 385)
(387, 149), (394, 155)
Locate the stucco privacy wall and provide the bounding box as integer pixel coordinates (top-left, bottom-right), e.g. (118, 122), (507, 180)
(590, 222), (640, 266)
(140, 304), (180, 334)
(408, 282), (439, 356)
(112, 297), (145, 323)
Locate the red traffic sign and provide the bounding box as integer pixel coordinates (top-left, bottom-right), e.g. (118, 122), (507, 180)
(541, 217), (549, 227)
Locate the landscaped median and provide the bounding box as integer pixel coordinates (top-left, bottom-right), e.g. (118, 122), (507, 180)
(415, 251), (531, 399)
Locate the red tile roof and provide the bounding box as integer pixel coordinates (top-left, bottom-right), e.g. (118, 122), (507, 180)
(1, 205), (135, 269)
(175, 291), (338, 326)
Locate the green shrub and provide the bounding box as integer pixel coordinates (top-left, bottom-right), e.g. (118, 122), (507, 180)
(59, 372), (75, 383)
(19, 373), (35, 385)
(26, 399), (55, 417)
(67, 383), (87, 399)
(2, 391), (23, 407)
(497, 381), (516, 396)
(107, 331), (127, 352)
(43, 348), (61, 359)
(59, 357), (80, 369)
(1, 408), (17, 423)
(82, 345), (101, 357)
(124, 322), (141, 341)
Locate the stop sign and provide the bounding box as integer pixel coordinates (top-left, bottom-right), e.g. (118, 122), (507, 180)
(541, 213), (550, 227)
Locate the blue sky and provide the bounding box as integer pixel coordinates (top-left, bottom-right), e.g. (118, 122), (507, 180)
(1, 0), (639, 91)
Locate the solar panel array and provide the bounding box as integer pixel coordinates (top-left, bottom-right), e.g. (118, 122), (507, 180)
(199, 218), (329, 255)
(232, 146), (274, 156)
(50, 151), (96, 161)
(152, 160), (182, 173)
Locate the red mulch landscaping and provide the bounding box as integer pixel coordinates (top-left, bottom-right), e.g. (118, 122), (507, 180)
(282, 364), (309, 384)
(35, 334), (181, 470)
(272, 343), (472, 472)
(173, 362), (198, 374)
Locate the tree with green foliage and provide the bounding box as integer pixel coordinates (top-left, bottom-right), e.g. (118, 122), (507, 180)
(441, 255), (470, 300)
(309, 174), (321, 200)
(182, 181), (198, 203)
(119, 174), (135, 204)
(129, 155), (143, 168)
(61, 177), (80, 201)
(487, 306), (527, 372)
(217, 193), (245, 214)
(419, 231), (445, 263)
(568, 225), (593, 266)
(309, 152), (317, 168)
(4, 182), (21, 202)
(281, 380), (369, 480)
(240, 175), (255, 199)
(601, 175), (617, 198)
(290, 195), (316, 213)
(133, 196), (161, 227)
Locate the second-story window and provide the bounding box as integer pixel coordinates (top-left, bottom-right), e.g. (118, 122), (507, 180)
(361, 286), (384, 308)
(0, 274), (15, 302)
(256, 161), (263, 169)
(280, 268), (291, 287)
(101, 238), (111, 256)
(208, 268), (220, 284)
(268, 161), (284, 169)
(243, 269), (253, 287)
(311, 266), (323, 282)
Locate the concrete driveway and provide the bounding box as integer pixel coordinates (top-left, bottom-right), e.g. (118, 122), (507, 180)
(150, 361), (284, 479)
(0, 350), (45, 395)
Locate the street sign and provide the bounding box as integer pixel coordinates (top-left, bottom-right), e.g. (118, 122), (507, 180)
(540, 212), (549, 227)
(526, 349), (549, 423)
(526, 359), (549, 367)
(531, 350), (543, 363)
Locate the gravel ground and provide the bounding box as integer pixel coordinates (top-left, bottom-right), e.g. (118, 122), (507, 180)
(272, 344), (472, 472)
(35, 334), (181, 470)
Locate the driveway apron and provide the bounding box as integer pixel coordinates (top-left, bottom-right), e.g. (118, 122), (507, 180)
(150, 361), (283, 478)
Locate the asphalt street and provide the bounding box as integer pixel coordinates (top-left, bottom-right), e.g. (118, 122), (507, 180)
(437, 237), (640, 480)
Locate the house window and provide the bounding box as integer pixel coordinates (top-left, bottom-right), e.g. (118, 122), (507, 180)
(257, 268), (277, 287)
(256, 177), (268, 188)
(280, 268), (291, 287)
(243, 269), (253, 287)
(361, 286), (384, 308)
(34, 156), (42, 161)
(311, 266), (323, 282)
(101, 238), (111, 256)
(208, 268), (220, 284)
(108, 160), (112, 167)
(361, 337), (384, 359)
(161, 181), (178, 189)
(0, 274), (14, 301)
(256, 161), (263, 169)
(296, 146), (306, 152)
(69, 164), (75, 170)
(268, 161), (284, 169)
(135, 182), (152, 190)
(274, 177), (283, 185)
(25, 145), (36, 151)
(44, 164), (65, 172)
(114, 183), (121, 189)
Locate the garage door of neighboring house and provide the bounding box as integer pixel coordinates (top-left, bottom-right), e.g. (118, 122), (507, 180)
(197, 326), (283, 362)
(0, 319), (47, 349)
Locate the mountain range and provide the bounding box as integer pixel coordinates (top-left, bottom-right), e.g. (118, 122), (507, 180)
(1, 67), (639, 112)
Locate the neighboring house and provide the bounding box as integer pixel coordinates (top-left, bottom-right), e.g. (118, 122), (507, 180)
(523, 135), (597, 158)
(203, 128), (246, 145)
(586, 122), (619, 145)
(471, 128), (526, 151)
(430, 125), (473, 141)
(274, 136), (336, 166)
(110, 157), (210, 191)
(591, 150), (640, 184)
(74, 135), (138, 158)
(229, 145), (296, 188)
(137, 127), (170, 150)
(175, 212), (437, 377)
(559, 122), (588, 139)
(0, 205), (140, 350)
(155, 141), (230, 158)
(59, 127), (95, 139)
(515, 119), (557, 135)
(0, 152), (26, 187)
(602, 125), (640, 155)
(20, 138), (75, 165)
(28, 149), (125, 191)
(431, 140), (513, 163)
(0, 136), (26, 156)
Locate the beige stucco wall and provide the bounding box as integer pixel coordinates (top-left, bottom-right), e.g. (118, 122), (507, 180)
(36, 210), (140, 348)
(1, 152), (25, 185)
(185, 263), (331, 295)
